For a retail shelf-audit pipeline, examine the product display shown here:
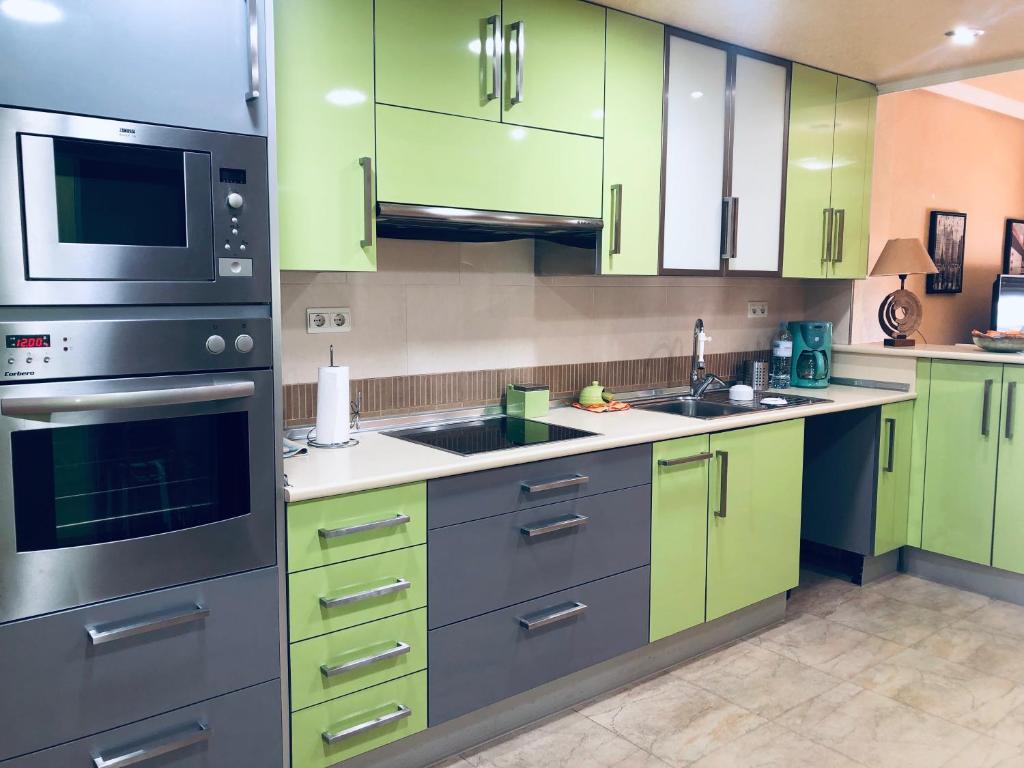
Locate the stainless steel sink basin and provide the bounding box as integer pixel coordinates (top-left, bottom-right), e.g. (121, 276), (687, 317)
(631, 390), (834, 419)
(635, 396), (750, 419)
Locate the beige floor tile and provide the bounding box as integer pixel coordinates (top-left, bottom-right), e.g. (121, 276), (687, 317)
(968, 601), (1024, 641)
(785, 574), (861, 618)
(939, 735), (1024, 768)
(431, 759), (475, 768)
(851, 647), (1019, 729)
(822, 591), (953, 645)
(578, 671), (766, 767)
(672, 641), (840, 720)
(917, 621), (1024, 685)
(778, 683), (977, 768)
(749, 613), (904, 680)
(461, 711), (669, 768)
(864, 574), (990, 619)
(964, 687), (1024, 748)
(688, 722), (863, 768)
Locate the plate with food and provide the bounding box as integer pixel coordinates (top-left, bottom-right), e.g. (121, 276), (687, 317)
(972, 329), (1024, 353)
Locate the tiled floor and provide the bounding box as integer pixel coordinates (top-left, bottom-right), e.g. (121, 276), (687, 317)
(432, 571), (1024, 768)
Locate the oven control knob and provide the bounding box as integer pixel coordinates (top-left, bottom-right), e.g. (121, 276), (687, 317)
(226, 192), (244, 210)
(205, 335), (226, 355)
(235, 334), (254, 354)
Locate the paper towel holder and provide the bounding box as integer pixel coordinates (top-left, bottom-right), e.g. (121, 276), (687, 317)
(307, 345), (360, 449)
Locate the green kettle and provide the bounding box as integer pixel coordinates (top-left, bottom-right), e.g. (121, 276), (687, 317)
(579, 381), (615, 406)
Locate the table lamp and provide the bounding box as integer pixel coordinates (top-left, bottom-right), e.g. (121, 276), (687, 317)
(870, 238), (939, 347)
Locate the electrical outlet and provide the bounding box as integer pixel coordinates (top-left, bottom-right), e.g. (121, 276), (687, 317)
(747, 301), (768, 319)
(306, 307), (352, 334)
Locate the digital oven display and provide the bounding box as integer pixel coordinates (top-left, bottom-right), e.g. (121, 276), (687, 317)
(6, 335), (50, 349)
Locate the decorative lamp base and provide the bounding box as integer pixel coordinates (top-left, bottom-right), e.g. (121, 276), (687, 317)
(884, 336), (916, 348)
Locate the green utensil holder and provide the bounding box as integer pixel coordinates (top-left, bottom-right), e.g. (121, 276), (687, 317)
(506, 384), (549, 418)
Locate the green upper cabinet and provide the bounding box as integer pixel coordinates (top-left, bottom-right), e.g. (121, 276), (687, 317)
(783, 64), (876, 279)
(922, 361), (1003, 565)
(874, 401), (913, 556)
(993, 366), (1024, 574)
(706, 420), (803, 621)
(601, 10), (664, 276)
(650, 435), (710, 642)
(276, 0), (376, 272)
(500, 0), (605, 137)
(375, 0), (502, 121)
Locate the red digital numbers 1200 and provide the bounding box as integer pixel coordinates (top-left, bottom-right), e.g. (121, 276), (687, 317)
(6, 335), (50, 349)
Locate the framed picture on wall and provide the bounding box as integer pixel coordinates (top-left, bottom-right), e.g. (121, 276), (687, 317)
(926, 210), (966, 294)
(1004, 219), (1024, 275)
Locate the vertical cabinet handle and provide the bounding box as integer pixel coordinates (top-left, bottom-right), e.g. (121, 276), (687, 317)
(715, 450), (729, 518)
(243, 0), (261, 101)
(833, 208), (846, 264)
(1007, 381), (1017, 440)
(982, 379), (994, 437)
(609, 184), (623, 255)
(821, 208), (834, 265)
(485, 15), (500, 102)
(720, 197), (739, 260)
(93, 721), (210, 768)
(509, 21), (525, 105)
(884, 417), (896, 473)
(359, 156), (374, 248)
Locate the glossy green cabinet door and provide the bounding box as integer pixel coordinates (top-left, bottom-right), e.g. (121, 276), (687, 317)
(829, 76), (876, 279)
(375, 0), (501, 121)
(706, 420), (803, 621)
(650, 435), (710, 642)
(601, 11), (664, 276)
(501, 0), (605, 137)
(993, 366), (1024, 574)
(875, 401), (914, 555)
(782, 64), (837, 279)
(907, 359), (933, 547)
(922, 362), (1002, 565)
(276, 0), (376, 271)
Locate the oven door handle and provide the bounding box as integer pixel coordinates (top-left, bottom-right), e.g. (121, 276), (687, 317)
(0, 381), (255, 416)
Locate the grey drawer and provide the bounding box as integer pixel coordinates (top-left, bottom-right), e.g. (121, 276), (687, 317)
(0, 567), (279, 762)
(428, 566), (650, 725)
(428, 444), (652, 529)
(429, 485), (651, 628)
(2, 680), (282, 768)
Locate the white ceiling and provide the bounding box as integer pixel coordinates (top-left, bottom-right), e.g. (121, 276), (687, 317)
(598, 0), (1024, 87)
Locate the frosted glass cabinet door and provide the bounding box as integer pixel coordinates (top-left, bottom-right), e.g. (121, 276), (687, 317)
(662, 37), (727, 272)
(729, 55), (788, 274)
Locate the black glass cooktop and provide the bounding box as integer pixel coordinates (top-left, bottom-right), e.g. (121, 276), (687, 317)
(386, 416), (597, 456)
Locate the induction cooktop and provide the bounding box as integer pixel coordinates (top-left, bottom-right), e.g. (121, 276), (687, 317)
(385, 416), (597, 456)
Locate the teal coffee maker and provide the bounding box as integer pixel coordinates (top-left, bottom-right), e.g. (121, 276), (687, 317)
(788, 321), (832, 388)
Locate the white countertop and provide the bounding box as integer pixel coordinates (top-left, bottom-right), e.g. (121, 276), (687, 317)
(283, 385), (915, 503)
(835, 342), (1024, 365)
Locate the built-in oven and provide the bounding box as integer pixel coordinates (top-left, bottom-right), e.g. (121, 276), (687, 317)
(0, 310), (276, 623)
(0, 106), (270, 306)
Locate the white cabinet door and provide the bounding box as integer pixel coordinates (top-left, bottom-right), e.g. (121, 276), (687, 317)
(662, 36), (727, 272)
(729, 54), (788, 273)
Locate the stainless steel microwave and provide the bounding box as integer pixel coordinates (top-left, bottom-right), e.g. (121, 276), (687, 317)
(0, 107), (270, 306)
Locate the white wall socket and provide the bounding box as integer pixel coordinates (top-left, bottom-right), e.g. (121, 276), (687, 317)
(306, 307), (352, 334)
(747, 301), (768, 319)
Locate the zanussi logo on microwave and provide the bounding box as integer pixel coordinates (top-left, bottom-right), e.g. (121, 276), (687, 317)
(119, 127), (136, 135)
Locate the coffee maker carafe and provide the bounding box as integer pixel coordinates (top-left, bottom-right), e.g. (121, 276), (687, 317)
(788, 321), (832, 388)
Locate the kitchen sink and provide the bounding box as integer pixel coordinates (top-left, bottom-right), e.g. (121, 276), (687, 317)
(639, 397), (750, 419)
(632, 390), (833, 419)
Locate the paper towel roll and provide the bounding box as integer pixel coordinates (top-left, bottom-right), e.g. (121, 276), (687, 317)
(315, 365), (350, 445)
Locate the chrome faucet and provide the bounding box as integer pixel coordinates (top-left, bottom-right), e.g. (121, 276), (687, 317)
(691, 319), (726, 397)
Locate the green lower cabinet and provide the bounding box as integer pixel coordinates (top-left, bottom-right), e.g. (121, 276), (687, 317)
(650, 435), (710, 642)
(706, 420), (804, 621)
(291, 671), (427, 768)
(993, 366), (1024, 574)
(874, 401), (913, 555)
(922, 361), (1002, 565)
(906, 359), (932, 547)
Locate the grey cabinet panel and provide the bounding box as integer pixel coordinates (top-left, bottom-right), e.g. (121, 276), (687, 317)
(0, 567), (279, 761)
(0, 0), (268, 135)
(2, 680), (282, 768)
(429, 485), (652, 628)
(428, 567), (650, 725)
(428, 444), (652, 529)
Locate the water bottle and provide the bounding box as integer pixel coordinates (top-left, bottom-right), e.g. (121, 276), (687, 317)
(770, 323), (793, 389)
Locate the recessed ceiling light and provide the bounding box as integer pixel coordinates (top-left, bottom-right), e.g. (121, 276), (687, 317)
(945, 26), (985, 46)
(690, 90), (704, 99)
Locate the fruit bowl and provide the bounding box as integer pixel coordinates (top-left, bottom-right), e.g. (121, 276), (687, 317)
(972, 330), (1024, 353)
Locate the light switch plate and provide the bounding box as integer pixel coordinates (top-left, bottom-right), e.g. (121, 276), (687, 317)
(306, 307), (352, 334)
(747, 301), (768, 319)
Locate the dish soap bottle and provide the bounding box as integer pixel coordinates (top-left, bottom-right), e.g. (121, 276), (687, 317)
(770, 323), (793, 390)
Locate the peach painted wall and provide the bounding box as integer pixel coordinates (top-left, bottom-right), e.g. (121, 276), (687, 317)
(853, 89), (1024, 344)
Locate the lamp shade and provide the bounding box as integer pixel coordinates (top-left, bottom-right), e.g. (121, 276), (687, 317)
(870, 238), (939, 276)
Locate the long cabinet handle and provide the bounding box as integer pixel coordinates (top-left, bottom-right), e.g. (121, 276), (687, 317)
(1008, 381), (1017, 440)
(721, 197), (739, 260)
(321, 642), (411, 678)
(93, 721), (210, 768)
(715, 450), (729, 518)
(983, 379), (994, 437)
(243, 0), (261, 100)
(322, 705), (411, 745)
(485, 15), (500, 102)
(833, 208), (846, 264)
(359, 156), (374, 248)
(1, 381), (254, 416)
(518, 601), (587, 631)
(521, 474), (588, 493)
(87, 603), (209, 646)
(821, 208), (834, 265)
(509, 20), (524, 104)
(884, 417), (896, 473)
(609, 183), (623, 256)
(658, 451), (713, 467)
(320, 579), (410, 610)
(521, 513), (589, 538)
(319, 514), (410, 540)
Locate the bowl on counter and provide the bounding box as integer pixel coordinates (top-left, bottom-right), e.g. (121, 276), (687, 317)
(972, 330), (1024, 353)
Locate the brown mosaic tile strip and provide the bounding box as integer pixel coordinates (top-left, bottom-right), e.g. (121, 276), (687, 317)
(282, 349), (771, 427)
